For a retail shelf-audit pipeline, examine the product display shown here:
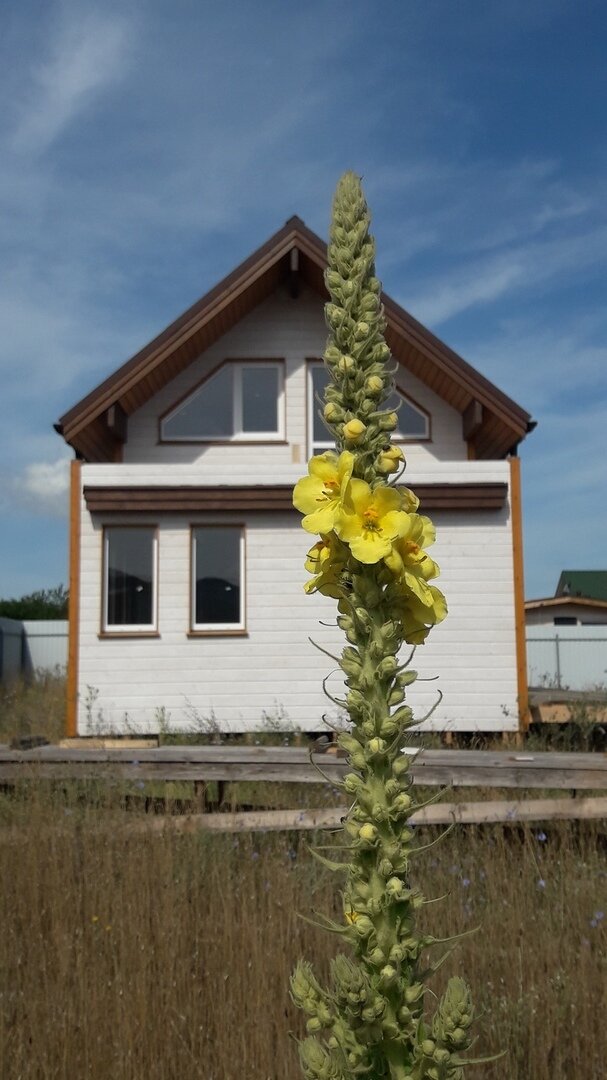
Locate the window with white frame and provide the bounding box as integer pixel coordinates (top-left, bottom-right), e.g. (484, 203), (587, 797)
(161, 361), (284, 441)
(103, 526), (157, 631)
(308, 361), (430, 457)
(191, 525), (245, 631)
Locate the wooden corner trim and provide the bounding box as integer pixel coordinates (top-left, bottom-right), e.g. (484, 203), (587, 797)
(509, 457), (530, 731)
(66, 460), (81, 737)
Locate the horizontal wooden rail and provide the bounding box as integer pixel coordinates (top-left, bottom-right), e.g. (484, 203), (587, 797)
(0, 746), (606, 790)
(131, 796), (607, 832)
(1, 797), (606, 843)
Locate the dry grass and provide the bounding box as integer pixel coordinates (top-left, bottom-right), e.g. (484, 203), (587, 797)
(0, 671), (66, 745)
(0, 782), (606, 1079)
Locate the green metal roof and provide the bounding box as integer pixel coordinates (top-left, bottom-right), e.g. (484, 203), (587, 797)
(556, 570), (607, 601)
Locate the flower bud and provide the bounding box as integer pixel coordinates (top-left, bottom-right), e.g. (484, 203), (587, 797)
(358, 823), (378, 844)
(388, 687), (405, 706)
(323, 401), (343, 423)
(379, 965), (397, 987)
(355, 321), (369, 339)
(386, 876), (406, 898)
(306, 1016), (322, 1033)
(392, 793), (412, 814)
(378, 411), (399, 431)
(434, 1049), (450, 1065)
(405, 983), (424, 1004)
(342, 773), (362, 795)
(343, 418), (367, 442)
(421, 1040), (436, 1057)
(379, 717), (399, 738)
(338, 355), (356, 373)
(352, 915), (374, 938)
(365, 374), (384, 394)
(367, 737), (388, 757)
(377, 445), (405, 474)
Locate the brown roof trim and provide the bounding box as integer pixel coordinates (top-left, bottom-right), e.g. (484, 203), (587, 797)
(59, 214), (533, 457)
(525, 596), (607, 611)
(83, 482), (508, 514)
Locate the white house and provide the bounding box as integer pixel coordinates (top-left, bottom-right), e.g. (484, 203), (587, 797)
(56, 217), (534, 737)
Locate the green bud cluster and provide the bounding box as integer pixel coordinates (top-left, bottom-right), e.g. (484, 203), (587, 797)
(319, 173), (402, 487)
(291, 173), (478, 1080)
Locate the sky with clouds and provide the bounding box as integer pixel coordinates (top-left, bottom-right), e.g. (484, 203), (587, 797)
(1, 0), (605, 600)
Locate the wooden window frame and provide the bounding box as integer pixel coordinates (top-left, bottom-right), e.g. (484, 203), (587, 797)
(159, 359), (286, 444)
(188, 523), (247, 637)
(100, 524), (159, 637)
(306, 358), (432, 459)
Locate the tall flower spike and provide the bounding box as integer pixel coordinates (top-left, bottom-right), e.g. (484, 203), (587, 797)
(290, 172), (479, 1080)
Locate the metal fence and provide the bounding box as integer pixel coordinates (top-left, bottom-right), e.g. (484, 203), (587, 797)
(527, 627), (607, 690)
(0, 619), (68, 680)
(1, 619), (606, 692)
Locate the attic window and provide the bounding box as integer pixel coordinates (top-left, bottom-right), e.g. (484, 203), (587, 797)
(308, 361), (429, 457)
(161, 361), (284, 442)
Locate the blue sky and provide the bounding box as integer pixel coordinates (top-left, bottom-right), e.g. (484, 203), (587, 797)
(1, 0), (605, 600)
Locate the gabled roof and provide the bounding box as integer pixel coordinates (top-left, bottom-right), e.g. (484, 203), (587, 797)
(56, 215), (535, 462)
(556, 570), (607, 601)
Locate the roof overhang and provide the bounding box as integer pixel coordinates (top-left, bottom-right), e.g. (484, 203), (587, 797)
(57, 216), (534, 462)
(525, 596), (607, 611)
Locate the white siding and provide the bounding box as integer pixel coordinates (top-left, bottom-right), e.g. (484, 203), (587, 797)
(123, 286), (467, 472)
(76, 461), (519, 734)
(525, 604), (607, 627)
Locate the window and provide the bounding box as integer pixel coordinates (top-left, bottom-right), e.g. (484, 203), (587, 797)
(161, 361), (284, 441)
(307, 361), (429, 457)
(103, 527), (157, 632)
(553, 616), (577, 626)
(191, 526), (245, 631)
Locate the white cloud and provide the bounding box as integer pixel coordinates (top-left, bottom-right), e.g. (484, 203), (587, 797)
(0, 454), (72, 519)
(23, 458), (70, 500)
(11, 9), (132, 156)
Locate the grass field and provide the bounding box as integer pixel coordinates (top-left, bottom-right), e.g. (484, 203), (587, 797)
(1, 677), (606, 1078)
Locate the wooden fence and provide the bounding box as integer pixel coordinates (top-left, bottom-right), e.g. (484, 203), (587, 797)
(1, 745), (606, 832)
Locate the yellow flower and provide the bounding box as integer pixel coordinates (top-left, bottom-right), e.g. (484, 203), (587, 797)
(337, 480), (411, 564)
(385, 514), (441, 605)
(303, 533), (349, 598)
(393, 585), (448, 639)
(345, 907), (360, 924)
(293, 451), (354, 534)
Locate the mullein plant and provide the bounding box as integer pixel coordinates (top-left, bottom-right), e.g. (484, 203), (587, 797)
(290, 173), (486, 1080)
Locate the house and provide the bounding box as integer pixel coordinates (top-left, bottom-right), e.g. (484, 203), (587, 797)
(525, 571), (607, 690)
(56, 216), (535, 737)
(526, 571), (607, 627)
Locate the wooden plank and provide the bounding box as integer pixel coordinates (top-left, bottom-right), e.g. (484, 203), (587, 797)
(0, 746), (605, 789)
(2, 796), (603, 843)
(133, 796), (607, 832)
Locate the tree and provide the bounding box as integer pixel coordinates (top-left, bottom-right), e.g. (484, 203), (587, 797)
(0, 585), (69, 620)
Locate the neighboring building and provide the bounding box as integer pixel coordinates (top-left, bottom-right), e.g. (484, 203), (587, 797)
(556, 570), (607, 602)
(56, 217), (534, 737)
(526, 574), (607, 690)
(525, 596), (607, 628)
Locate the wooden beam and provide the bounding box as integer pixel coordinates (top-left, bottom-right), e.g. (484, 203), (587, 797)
(105, 403), (128, 443)
(462, 399), (483, 441)
(83, 482), (509, 514)
(510, 458), (531, 731)
(66, 461), (81, 738)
